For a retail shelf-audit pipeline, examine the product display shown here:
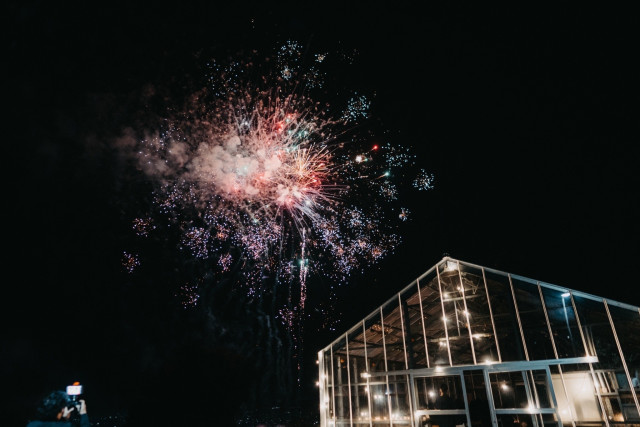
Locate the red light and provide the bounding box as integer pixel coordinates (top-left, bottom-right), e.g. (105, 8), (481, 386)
(372, 144), (379, 151)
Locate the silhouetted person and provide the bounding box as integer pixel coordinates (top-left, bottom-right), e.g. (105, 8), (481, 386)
(26, 390), (89, 427)
(431, 384), (457, 427)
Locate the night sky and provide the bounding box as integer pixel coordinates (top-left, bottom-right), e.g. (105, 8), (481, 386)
(6, 3), (638, 426)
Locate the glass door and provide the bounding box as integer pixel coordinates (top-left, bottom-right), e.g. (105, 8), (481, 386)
(485, 367), (561, 427)
(412, 365), (563, 427)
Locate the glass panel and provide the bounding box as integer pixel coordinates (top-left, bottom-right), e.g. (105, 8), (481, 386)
(490, 371), (529, 409)
(528, 369), (553, 408)
(512, 278), (555, 360)
(414, 377), (436, 410)
(369, 380), (389, 422)
(321, 349), (334, 421)
(496, 413), (533, 427)
(540, 287), (583, 359)
(497, 414), (536, 427)
(484, 270), (526, 361)
(551, 363), (602, 424)
(347, 329), (367, 378)
(335, 384), (350, 424)
(574, 295), (627, 422)
(332, 338), (350, 422)
(609, 303), (640, 423)
(496, 409), (558, 426)
(464, 370), (492, 427)
(438, 261), (474, 365)
(540, 412), (560, 426)
(347, 327), (368, 425)
(548, 365), (573, 424)
(364, 311), (385, 375)
(459, 263), (499, 364)
(420, 271), (449, 366)
(400, 282), (428, 368)
(351, 382), (369, 424)
(388, 374), (412, 424)
(428, 375), (466, 427)
(381, 296), (406, 370)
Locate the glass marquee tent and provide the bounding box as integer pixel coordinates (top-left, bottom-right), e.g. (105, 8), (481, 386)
(317, 257), (640, 426)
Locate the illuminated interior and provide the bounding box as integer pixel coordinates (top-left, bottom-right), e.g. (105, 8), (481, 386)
(317, 257), (640, 426)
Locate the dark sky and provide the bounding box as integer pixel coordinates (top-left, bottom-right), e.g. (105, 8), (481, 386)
(6, 2), (638, 425)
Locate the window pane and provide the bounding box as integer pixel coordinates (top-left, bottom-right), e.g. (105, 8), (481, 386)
(347, 327), (368, 424)
(369, 380), (389, 421)
(335, 384), (350, 423)
(609, 303), (640, 423)
(496, 413), (533, 427)
(400, 283), (428, 368)
(320, 349), (335, 421)
(381, 297), (406, 370)
(459, 263), (499, 364)
(464, 370), (492, 427)
(512, 278), (555, 360)
(363, 311), (385, 374)
(420, 271), (449, 366)
(552, 363), (602, 424)
(574, 296), (626, 422)
(528, 369), (553, 408)
(388, 374), (412, 424)
(490, 371), (529, 409)
(439, 261), (474, 365)
(414, 376), (436, 410)
(427, 375), (466, 427)
(540, 287), (583, 359)
(485, 271), (526, 361)
(332, 338), (350, 421)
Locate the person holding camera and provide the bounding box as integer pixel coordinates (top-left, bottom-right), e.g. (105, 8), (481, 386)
(26, 390), (89, 427)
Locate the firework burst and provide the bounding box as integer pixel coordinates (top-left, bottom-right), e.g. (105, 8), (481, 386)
(121, 41), (433, 333)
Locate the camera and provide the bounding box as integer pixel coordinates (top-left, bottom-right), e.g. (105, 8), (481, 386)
(66, 382), (83, 409)
(64, 382), (84, 425)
